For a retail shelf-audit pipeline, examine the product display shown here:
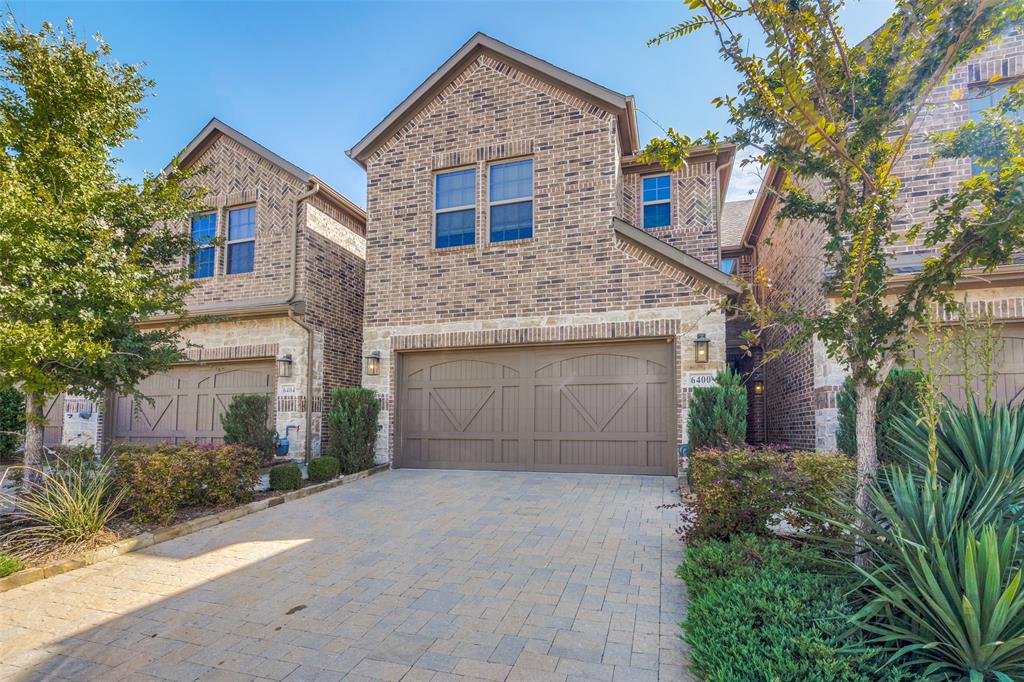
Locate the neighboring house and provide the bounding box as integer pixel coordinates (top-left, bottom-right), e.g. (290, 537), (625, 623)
(732, 29), (1024, 451)
(348, 33), (740, 475)
(52, 119), (366, 460)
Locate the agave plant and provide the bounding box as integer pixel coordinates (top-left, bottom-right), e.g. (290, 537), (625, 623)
(0, 456), (124, 557)
(853, 522), (1024, 681)
(893, 400), (1024, 511)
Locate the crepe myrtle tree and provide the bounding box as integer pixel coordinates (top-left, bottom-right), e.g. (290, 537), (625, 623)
(0, 19), (205, 483)
(641, 0), (1024, 512)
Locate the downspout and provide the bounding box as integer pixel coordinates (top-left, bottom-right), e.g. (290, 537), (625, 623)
(287, 181), (320, 463)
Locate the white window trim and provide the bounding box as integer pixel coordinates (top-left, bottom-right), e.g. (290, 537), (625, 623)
(225, 205), (256, 275)
(433, 167), (477, 248)
(642, 174), (672, 229)
(488, 158), (534, 242)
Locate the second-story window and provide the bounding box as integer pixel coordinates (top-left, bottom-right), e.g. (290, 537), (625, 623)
(489, 159), (533, 242)
(642, 175), (671, 229)
(435, 168), (476, 249)
(968, 78), (1023, 175)
(226, 206), (256, 274)
(720, 257), (737, 276)
(190, 212), (216, 279)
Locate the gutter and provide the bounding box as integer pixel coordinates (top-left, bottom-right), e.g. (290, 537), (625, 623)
(287, 181), (322, 464)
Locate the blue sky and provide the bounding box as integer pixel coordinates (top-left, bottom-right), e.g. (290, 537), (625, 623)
(6, 0), (895, 206)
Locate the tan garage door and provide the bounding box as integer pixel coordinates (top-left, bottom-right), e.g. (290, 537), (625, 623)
(397, 341), (676, 475)
(110, 361), (275, 446)
(935, 324), (1024, 406)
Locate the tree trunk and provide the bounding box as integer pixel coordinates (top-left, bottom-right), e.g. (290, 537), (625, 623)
(853, 382), (881, 514)
(22, 391), (46, 490)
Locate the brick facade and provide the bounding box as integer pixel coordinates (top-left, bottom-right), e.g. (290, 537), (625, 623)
(737, 30), (1024, 451)
(354, 37), (732, 465)
(60, 124), (366, 460)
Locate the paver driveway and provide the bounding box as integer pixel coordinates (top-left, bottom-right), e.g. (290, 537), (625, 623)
(0, 469), (692, 682)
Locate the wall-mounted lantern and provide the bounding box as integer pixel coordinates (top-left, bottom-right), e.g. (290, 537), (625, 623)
(694, 333), (710, 364)
(276, 353), (293, 378)
(366, 350), (381, 376)
(753, 379), (764, 396)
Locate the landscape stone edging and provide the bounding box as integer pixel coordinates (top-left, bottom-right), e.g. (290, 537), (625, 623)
(0, 463), (390, 594)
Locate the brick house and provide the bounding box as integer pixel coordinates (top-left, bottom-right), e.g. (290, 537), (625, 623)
(347, 33), (740, 475)
(731, 29), (1024, 451)
(54, 119), (366, 460)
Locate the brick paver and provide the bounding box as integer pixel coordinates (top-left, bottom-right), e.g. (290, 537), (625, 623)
(0, 470), (694, 681)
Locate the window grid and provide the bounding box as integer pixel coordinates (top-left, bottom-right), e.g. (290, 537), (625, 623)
(190, 212), (216, 279)
(434, 168), (477, 249)
(226, 206), (256, 274)
(642, 175), (672, 229)
(489, 159), (533, 243)
(968, 78), (1024, 175)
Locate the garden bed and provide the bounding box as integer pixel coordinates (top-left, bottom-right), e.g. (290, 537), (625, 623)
(0, 463), (389, 593)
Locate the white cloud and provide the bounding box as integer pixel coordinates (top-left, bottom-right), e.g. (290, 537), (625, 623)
(726, 149), (765, 202)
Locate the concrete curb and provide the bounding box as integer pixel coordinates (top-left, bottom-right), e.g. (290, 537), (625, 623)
(0, 464), (390, 594)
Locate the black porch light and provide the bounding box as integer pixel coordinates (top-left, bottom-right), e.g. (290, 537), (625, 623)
(366, 350), (381, 376)
(694, 333), (710, 364)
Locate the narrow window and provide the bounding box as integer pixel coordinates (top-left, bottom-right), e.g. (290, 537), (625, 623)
(642, 175), (671, 229)
(720, 257), (737, 276)
(489, 159), (533, 242)
(434, 168), (476, 249)
(190, 212), (216, 279)
(226, 206), (256, 274)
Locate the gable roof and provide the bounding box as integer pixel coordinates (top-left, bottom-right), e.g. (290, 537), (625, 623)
(346, 32), (641, 166)
(611, 217), (741, 297)
(720, 199), (756, 249)
(171, 118), (366, 221)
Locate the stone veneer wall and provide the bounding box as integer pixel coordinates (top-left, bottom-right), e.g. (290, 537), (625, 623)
(360, 50), (729, 465)
(363, 306), (725, 463)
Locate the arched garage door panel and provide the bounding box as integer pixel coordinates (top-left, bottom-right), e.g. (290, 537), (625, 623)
(397, 341), (676, 475)
(111, 362), (275, 446)
(911, 322), (1024, 407)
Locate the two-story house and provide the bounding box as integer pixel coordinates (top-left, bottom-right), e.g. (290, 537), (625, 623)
(55, 119), (366, 460)
(732, 28), (1024, 451)
(347, 33), (740, 475)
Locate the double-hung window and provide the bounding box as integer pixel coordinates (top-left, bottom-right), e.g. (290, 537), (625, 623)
(190, 212), (216, 279)
(642, 175), (671, 229)
(435, 168), (476, 248)
(226, 206), (256, 274)
(489, 159), (533, 242)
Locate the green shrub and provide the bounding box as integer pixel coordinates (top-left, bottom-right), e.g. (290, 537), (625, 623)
(688, 368), (747, 450)
(220, 394), (276, 463)
(688, 448), (854, 541)
(269, 462), (302, 491)
(836, 368), (923, 463)
(327, 387), (379, 475)
(0, 456), (125, 553)
(113, 444), (261, 524)
(0, 552), (23, 577)
(307, 456), (340, 483)
(680, 535), (874, 682)
(0, 388), (24, 463)
(838, 467), (1024, 679)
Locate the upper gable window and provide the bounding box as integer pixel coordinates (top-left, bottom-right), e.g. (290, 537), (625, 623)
(968, 79), (1023, 175)
(489, 159), (533, 243)
(642, 175), (671, 229)
(435, 168), (477, 249)
(226, 206), (256, 274)
(190, 212), (216, 279)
